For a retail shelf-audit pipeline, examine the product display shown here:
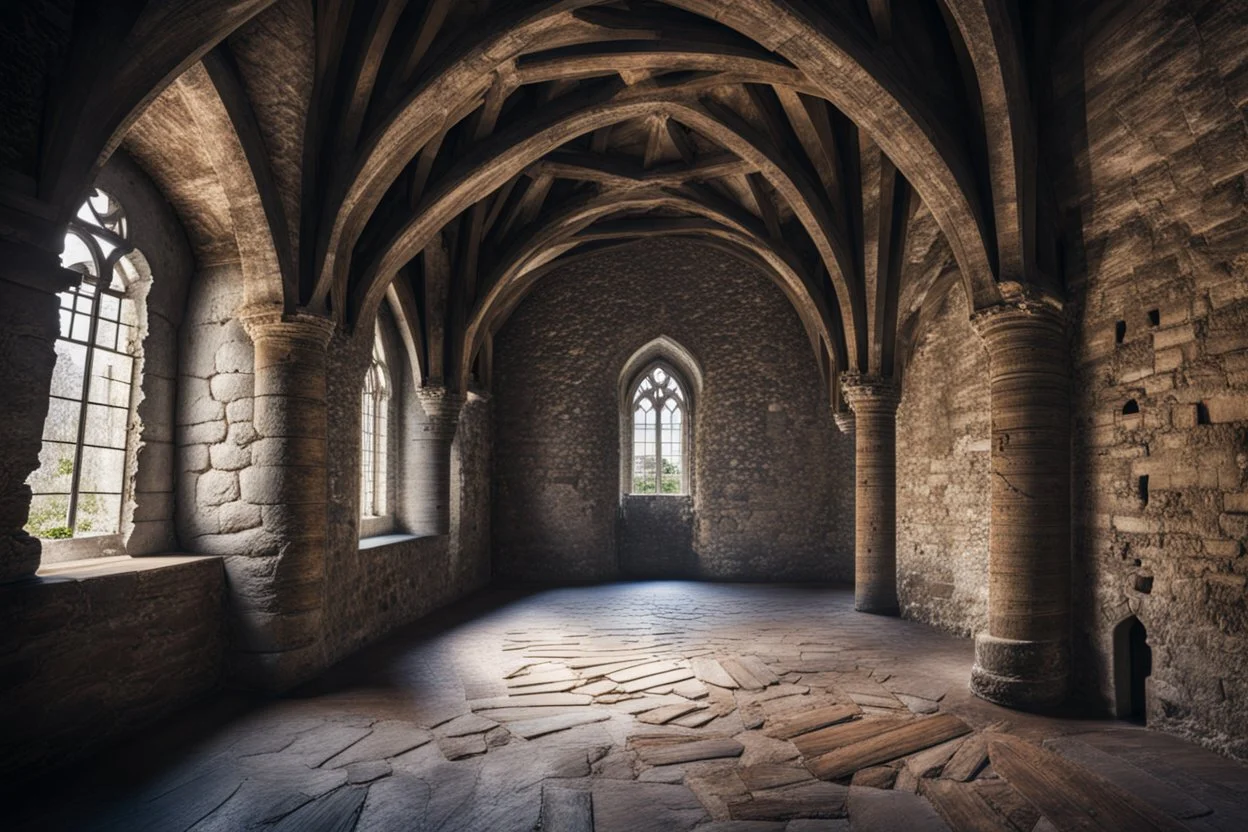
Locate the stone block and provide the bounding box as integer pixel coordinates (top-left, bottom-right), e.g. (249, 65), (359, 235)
(1153, 322), (1196, 350)
(215, 340), (253, 374)
(210, 373), (254, 403)
(1206, 395), (1248, 423)
(1219, 512), (1248, 539)
(1154, 348), (1184, 373)
(1113, 515), (1160, 534)
(1205, 538), (1244, 558)
(227, 421), (259, 447)
(197, 470), (240, 507)
(209, 441), (251, 472)
(226, 398), (254, 422)
(179, 420), (227, 446)
(180, 443), (210, 473)
(218, 501), (262, 534)
(1224, 493), (1248, 513)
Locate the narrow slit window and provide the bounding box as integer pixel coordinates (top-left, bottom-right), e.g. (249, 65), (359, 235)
(26, 189), (141, 540)
(630, 363), (689, 494)
(361, 329), (391, 518)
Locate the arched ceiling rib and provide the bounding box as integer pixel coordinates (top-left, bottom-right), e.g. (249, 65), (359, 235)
(61, 0), (1046, 396)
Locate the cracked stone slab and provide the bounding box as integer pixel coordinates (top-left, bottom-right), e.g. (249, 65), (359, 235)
(507, 711), (612, 739)
(541, 785), (593, 832)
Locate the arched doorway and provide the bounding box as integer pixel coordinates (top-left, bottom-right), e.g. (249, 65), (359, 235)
(1113, 616), (1152, 723)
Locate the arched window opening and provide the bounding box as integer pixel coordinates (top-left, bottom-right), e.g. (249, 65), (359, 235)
(361, 327), (391, 518)
(1113, 615), (1152, 724)
(630, 364), (689, 494)
(26, 190), (142, 540)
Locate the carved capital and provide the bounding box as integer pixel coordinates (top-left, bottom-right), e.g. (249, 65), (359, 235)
(970, 297), (1067, 344)
(416, 385), (466, 433)
(840, 373), (900, 413)
(241, 306), (335, 350)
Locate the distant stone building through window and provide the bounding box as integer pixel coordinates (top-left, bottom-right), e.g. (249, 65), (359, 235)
(26, 190), (143, 540)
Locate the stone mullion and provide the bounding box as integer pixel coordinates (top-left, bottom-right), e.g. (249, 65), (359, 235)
(841, 374), (901, 616)
(0, 215), (78, 583)
(971, 301), (1072, 709)
(237, 308), (334, 691)
(413, 386), (465, 535)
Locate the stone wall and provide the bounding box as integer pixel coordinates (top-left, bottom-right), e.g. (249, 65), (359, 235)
(0, 555), (225, 780)
(1050, 0), (1248, 759)
(322, 315), (492, 665)
(492, 238), (854, 583)
(896, 288), (991, 637)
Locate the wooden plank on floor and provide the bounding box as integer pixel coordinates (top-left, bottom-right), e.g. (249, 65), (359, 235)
(765, 703), (861, 739)
(727, 781), (848, 820)
(636, 738), (744, 766)
(986, 733), (1190, 832)
(506, 668), (579, 687)
(1042, 736), (1213, 820)
(739, 763), (814, 791)
(469, 693), (592, 710)
(691, 657), (739, 689)
(793, 716), (910, 759)
(719, 657), (768, 690)
(943, 731), (991, 781)
(806, 714), (972, 781)
(617, 668), (695, 693)
(921, 778), (1015, 832)
(607, 660), (685, 683)
(507, 711), (611, 740)
(736, 655), (780, 686)
(636, 702), (706, 725)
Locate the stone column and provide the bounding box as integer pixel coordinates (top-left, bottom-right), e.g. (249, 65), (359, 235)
(412, 386), (465, 535)
(841, 374), (901, 615)
(833, 410), (855, 436)
(970, 301), (1071, 709)
(0, 211), (78, 583)
(237, 308), (334, 691)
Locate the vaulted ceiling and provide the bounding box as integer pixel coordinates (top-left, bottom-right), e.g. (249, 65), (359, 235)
(17, 0), (1060, 400)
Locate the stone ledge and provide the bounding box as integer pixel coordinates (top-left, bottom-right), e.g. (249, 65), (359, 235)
(32, 554), (221, 582)
(359, 533), (438, 551)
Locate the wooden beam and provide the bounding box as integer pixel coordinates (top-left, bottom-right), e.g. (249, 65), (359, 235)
(529, 150), (751, 188)
(872, 157), (914, 377)
(747, 173), (782, 240)
(643, 114), (667, 170)
(665, 119), (698, 165)
(867, 0), (893, 44)
(421, 229), (451, 385)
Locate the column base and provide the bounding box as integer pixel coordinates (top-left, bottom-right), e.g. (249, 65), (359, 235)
(854, 591), (899, 616)
(970, 633), (1069, 710)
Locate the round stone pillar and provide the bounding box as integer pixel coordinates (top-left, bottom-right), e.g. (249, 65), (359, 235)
(841, 374), (901, 615)
(412, 386), (465, 535)
(238, 308), (334, 691)
(0, 213), (78, 583)
(970, 301), (1071, 709)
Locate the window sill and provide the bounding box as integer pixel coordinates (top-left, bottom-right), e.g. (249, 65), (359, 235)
(359, 533), (439, 552)
(31, 554), (220, 583)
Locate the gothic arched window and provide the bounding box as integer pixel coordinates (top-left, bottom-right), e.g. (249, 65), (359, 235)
(360, 328), (391, 518)
(630, 363), (689, 494)
(27, 189), (142, 539)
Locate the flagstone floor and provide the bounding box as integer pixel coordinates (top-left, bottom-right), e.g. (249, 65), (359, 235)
(11, 582), (1248, 831)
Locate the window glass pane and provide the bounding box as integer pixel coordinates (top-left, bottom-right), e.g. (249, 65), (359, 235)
(361, 392), (375, 516)
(76, 445), (126, 495)
(376, 395), (389, 516)
(99, 293), (121, 322)
(87, 350), (133, 406)
(49, 341), (88, 400)
(71, 313), (92, 342)
(661, 403), (683, 493)
(26, 494), (71, 539)
(83, 403), (128, 450)
(42, 397), (82, 444)
(28, 441), (76, 495)
(74, 492), (122, 536)
(94, 319), (118, 350)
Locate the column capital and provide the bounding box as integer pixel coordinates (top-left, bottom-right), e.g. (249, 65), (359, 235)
(833, 410), (855, 435)
(840, 373), (901, 412)
(970, 298), (1067, 343)
(240, 306), (335, 348)
(416, 385), (466, 430)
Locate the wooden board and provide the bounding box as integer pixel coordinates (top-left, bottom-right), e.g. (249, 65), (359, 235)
(690, 657), (740, 689)
(986, 733), (1190, 832)
(806, 714), (971, 780)
(942, 731), (990, 781)
(793, 716), (911, 759)
(765, 703), (861, 739)
(719, 657), (769, 690)
(607, 660), (684, 683)
(618, 668), (695, 693)
(736, 655), (781, 686)
(635, 702), (706, 725)
(727, 782), (848, 820)
(636, 738), (744, 766)
(921, 778), (1015, 832)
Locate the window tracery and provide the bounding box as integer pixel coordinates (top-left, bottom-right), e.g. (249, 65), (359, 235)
(630, 364), (688, 494)
(26, 190), (142, 539)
